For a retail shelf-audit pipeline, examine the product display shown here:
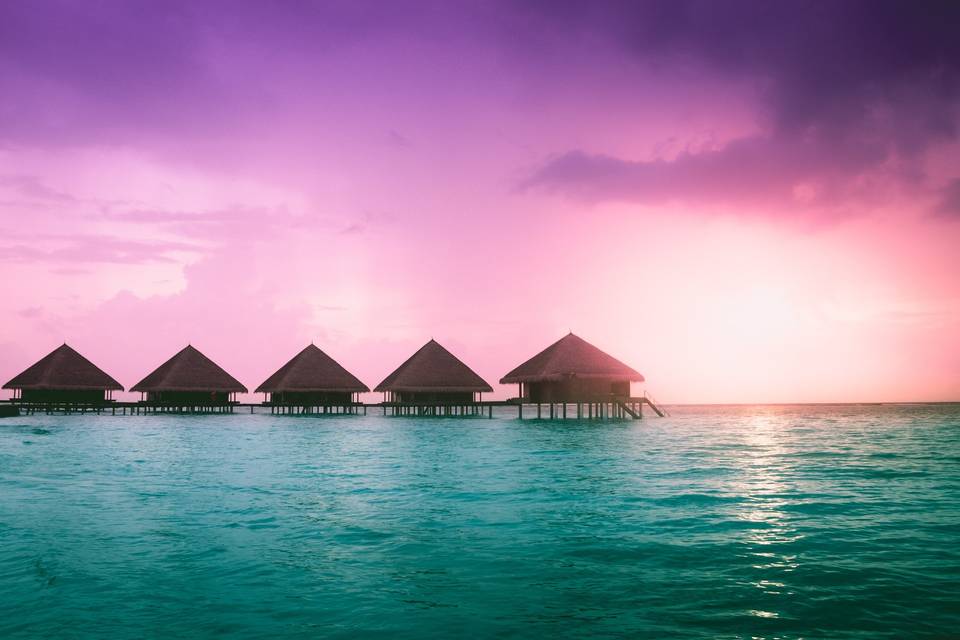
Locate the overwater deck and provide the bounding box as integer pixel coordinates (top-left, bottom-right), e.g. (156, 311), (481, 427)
(1, 397), (666, 419)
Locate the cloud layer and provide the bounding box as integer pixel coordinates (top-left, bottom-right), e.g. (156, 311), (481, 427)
(523, 0), (960, 214)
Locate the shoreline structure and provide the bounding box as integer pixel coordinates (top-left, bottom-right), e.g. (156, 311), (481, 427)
(2, 334), (667, 419)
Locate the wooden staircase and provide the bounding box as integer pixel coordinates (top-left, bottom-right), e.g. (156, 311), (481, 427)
(617, 401), (640, 419)
(614, 394), (668, 419)
(642, 393), (668, 417)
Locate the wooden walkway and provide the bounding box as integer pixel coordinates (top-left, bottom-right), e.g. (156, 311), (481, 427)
(1, 397), (667, 420)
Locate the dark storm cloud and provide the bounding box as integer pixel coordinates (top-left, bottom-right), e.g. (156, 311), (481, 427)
(935, 179), (960, 217)
(523, 0), (960, 212)
(0, 0), (446, 145)
(0, 1), (210, 144)
(1, 0), (957, 215)
(524, 132), (892, 211)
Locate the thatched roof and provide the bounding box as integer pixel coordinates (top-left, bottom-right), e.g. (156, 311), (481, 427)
(500, 333), (644, 384)
(375, 339), (492, 393)
(3, 343), (123, 391)
(255, 344), (369, 393)
(131, 345), (247, 393)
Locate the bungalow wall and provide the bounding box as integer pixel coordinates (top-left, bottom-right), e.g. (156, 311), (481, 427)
(20, 389), (110, 403)
(145, 390), (233, 405)
(522, 379), (630, 403)
(389, 391), (477, 404)
(270, 391), (355, 405)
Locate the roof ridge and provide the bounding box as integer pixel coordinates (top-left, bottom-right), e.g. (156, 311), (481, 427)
(167, 345), (191, 386)
(255, 343), (368, 393)
(131, 344), (246, 392)
(541, 333), (572, 375)
(499, 333), (643, 384)
(375, 339), (491, 392)
(3, 343), (123, 391)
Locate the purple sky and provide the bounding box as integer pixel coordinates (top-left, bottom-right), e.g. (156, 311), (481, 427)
(1, 0), (959, 402)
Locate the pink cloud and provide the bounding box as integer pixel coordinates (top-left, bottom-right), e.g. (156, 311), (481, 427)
(0, 235), (199, 264)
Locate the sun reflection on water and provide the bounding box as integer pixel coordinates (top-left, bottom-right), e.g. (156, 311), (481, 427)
(730, 412), (805, 615)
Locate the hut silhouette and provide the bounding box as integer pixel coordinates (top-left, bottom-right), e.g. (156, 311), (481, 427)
(376, 339), (492, 406)
(131, 345), (246, 407)
(3, 343), (122, 404)
(501, 333), (644, 404)
(256, 344), (368, 411)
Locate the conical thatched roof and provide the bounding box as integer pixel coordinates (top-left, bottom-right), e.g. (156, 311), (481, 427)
(500, 333), (644, 384)
(3, 343), (123, 391)
(131, 345), (247, 393)
(255, 344), (368, 393)
(375, 339), (492, 393)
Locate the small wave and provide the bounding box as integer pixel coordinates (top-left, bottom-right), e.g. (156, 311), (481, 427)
(654, 493), (741, 506)
(228, 516), (280, 530)
(780, 501), (866, 515)
(786, 450), (849, 459)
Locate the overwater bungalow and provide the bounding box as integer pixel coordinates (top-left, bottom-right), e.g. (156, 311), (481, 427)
(500, 333), (655, 419)
(256, 344), (369, 413)
(375, 339), (492, 415)
(3, 343), (123, 405)
(131, 345), (246, 409)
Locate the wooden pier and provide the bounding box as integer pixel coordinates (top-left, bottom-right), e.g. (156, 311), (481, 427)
(3, 334), (667, 422)
(9, 401), (240, 415)
(1, 396), (666, 419)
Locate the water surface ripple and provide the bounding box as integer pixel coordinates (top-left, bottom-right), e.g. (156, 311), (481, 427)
(1, 404), (958, 638)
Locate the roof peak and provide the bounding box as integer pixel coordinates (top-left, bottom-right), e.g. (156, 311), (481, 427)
(131, 345), (246, 393)
(255, 343), (368, 393)
(500, 333), (644, 384)
(3, 343), (123, 391)
(375, 338), (492, 393)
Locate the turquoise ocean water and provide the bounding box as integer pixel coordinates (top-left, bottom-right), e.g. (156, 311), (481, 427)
(1, 404), (958, 638)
